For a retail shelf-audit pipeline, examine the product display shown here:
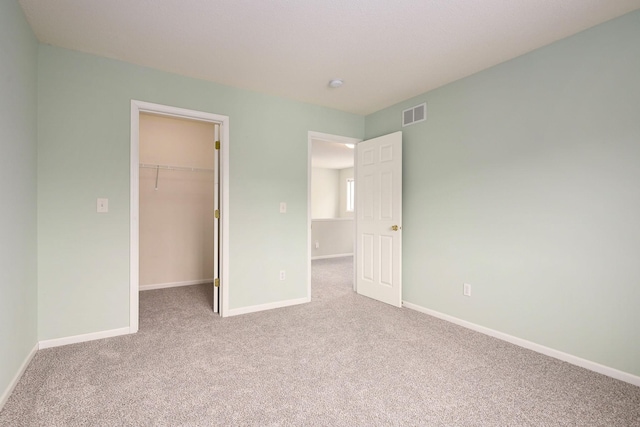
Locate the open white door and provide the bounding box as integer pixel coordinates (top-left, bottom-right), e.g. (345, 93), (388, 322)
(356, 131), (402, 307)
(213, 124), (220, 313)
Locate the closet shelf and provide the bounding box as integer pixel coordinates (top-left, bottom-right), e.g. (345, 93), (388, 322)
(140, 163), (214, 173)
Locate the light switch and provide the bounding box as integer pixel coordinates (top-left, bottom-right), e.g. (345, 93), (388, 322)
(279, 202), (287, 213)
(97, 198), (109, 213)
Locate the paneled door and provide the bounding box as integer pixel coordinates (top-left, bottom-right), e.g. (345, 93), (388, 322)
(356, 131), (402, 307)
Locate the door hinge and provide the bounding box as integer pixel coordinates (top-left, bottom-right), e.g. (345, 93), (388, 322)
(214, 278), (220, 288)
(214, 209), (220, 219)
(215, 140), (220, 150)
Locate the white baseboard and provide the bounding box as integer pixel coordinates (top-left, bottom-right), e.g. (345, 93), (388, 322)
(139, 279), (213, 292)
(402, 301), (640, 388)
(225, 297), (310, 317)
(0, 342), (38, 411)
(38, 327), (132, 349)
(311, 253), (353, 260)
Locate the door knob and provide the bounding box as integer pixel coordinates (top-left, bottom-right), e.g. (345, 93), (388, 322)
(391, 225), (399, 231)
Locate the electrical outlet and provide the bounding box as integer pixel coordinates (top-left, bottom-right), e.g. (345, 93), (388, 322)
(279, 270), (286, 280)
(463, 283), (471, 297)
(315, 241), (319, 249)
(279, 202), (287, 213)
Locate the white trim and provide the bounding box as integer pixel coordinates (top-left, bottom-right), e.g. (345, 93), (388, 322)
(402, 301), (640, 388)
(308, 131), (361, 301)
(307, 136), (312, 304)
(38, 327), (131, 350)
(0, 343), (38, 411)
(225, 297), (309, 317)
(309, 131), (363, 146)
(139, 279), (213, 291)
(131, 100), (230, 322)
(352, 141), (358, 293)
(311, 218), (354, 222)
(130, 103), (140, 333)
(311, 253), (353, 260)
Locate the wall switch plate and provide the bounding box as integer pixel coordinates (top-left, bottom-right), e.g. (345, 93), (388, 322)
(315, 241), (319, 249)
(97, 198), (109, 213)
(463, 283), (471, 297)
(279, 202), (287, 213)
(279, 270), (286, 280)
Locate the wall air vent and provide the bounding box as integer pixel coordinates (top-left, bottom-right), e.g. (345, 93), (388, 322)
(402, 102), (427, 127)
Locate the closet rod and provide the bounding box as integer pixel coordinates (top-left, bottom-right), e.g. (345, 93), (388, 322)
(139, 163), (214, 173)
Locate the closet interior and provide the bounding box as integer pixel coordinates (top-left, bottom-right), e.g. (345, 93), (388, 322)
(138, 112), (219, 312)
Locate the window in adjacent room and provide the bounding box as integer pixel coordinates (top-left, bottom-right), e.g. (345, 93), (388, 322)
(346, 178), (355, 212)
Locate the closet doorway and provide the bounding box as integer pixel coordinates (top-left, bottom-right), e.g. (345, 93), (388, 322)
(130, 101), (229, 332)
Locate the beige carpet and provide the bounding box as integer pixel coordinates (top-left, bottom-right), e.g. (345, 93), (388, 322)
(1, 256), (639, 426)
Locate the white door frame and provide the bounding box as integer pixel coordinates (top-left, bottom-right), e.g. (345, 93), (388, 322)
(130, 100), (230, 331)
(307, 131), (362, 298)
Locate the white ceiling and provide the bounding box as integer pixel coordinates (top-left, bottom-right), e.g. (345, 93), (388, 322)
(312, 140), (354, 170)
(18, 0), (640, 115)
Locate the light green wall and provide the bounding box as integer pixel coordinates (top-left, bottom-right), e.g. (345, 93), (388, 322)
(0, 0), (38, 400)
(37, 45), (363, 340)
(366, 11), (640, 376)
(9, 0), (638, 386)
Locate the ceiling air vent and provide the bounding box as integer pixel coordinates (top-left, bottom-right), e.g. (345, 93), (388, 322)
(402, 102), (427, 127)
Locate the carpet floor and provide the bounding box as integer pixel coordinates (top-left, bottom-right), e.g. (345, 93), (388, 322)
(1, 256), (639, 426)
